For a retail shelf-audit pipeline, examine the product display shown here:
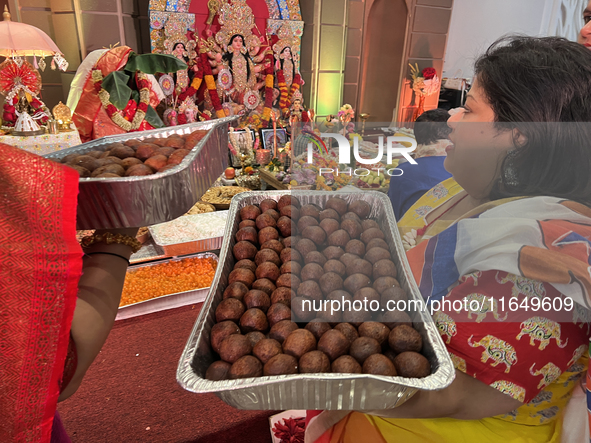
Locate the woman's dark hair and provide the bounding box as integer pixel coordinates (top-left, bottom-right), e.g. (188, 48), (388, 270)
(474, 36), (591, 205)
(279, 47), (296, 81)
(414, 109), (451, 145)
(222, 34), (251, 80)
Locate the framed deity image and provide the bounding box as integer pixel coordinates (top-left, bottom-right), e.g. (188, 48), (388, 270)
(228, 128), (255, 167)
(261, 128), (287, 151)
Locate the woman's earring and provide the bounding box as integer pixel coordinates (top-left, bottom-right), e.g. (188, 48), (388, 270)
(240, 47), (247, 54)
(502, 149), (519, 187)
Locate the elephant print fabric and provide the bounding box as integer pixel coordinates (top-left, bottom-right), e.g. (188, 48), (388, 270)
(428, 269), (590, 424)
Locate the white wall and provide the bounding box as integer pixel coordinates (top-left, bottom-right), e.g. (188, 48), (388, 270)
(443, 0), (555, 80)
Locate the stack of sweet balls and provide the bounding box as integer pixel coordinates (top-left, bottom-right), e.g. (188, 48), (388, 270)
(206, 195), (431, 381)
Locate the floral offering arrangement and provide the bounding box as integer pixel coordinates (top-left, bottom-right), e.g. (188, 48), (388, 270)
(338, 103), (355, 121)
(409, 63), (440, 97)
(286, 150), (352, 190)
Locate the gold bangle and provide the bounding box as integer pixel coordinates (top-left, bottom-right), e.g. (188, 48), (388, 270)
(80, 232), (142, 254)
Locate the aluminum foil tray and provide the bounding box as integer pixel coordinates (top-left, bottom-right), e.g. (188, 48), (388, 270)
(149, 211), (228, 257)
(44, 117), (237, 230)
(116, 252), (218, 321)
(177, 191), (454, 410)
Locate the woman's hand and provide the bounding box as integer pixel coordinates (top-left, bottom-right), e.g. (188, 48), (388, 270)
(365, 370), (523, 420)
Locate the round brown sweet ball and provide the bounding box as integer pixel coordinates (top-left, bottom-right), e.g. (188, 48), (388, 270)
(280, 205), (299, 219)
(282, 236), (295, 248)
(72, 155), (100, 172)
(366, 238), (390, 252)
(256, 213), (277, 230)
(97, 150), (112, 159)
(244, 290), (271, 313)
(260, 239), (284, 255)
(236, 227), (258, 244)
(319, 208), (340, 222)
(259, 198), (278, 213)
(97, 156), (124, 167)
(361, 219), (380, 231)
(304, 251), (327, 267)
(319, 272), (343, 295)
(340, 219), (362, 240)
(229, 355), (263, 379)
(349, 200), (371, 219)
(297, 215), (319, 233)
(328, 229), (351, 248)
(259, 226), (279, 245)
(255, 262), (280, 282)
(280, 261), (301, 276)
(268, 320), (299, 344)
(373, 259), (397, 280)
(294, 238), (317, 257)
(280, 248), (302, 264)
(332, 355), (362, 374)
(350, 336), (381, 364)
(233, 241), (258, 261)
(319, 218), (340, 238)
(365, 247), (391, 265)
(341, 212), (362, 224)
(373, 276), (400, 294)
(353, 287), (380, 305)
(278, 195), (301, 211)
(91, 164), (125, 177)
(317, 329), (350, 361)
(219, 334), (252, 363)
(317, 305), (343, 323)
(360, 228), (386, 244)
(223, 282), (249, 301)
(299, 350), (331, 373)
(239, 219), (257, 230)
(164, 136), (184, 148)
(205, 360), (231, 381)
(344, 273), (371, 294)
(325, 197), (348, 216)
(282, 328), (317, 359)
(121, 157), (143, 169)
(300, 203), (321, 218)
(393, 352), (431, 378)
(255, 249), (281, 267)
(125, 164), (154, 176)
(210, 320), (241, 353)
(167, 149), (190, 165)
(379, 310), (412, 329)
(389, 325), (423, 353)
(267, 302), (292, 327)
(277, 216), (295, 237)
(155, 147), (175, 158)
(240, 308), (269, 333)
(271, 287), (295, 306)
(234, 259), (257, 273)
(246, 331), (266, 348)
(68, 165), (91, 177)
(344, 309), (372, 326)
(85, 150), (103, 159)
(302, 226), (326, 245)
(346, 259), (373, 278)
(362, 353), (397, 376)
(144, 155), (168, 172)
(263, 353), (298, 376)
(253, 338), (283, 364)
(334, 323), (359, 345)
(276, 273), (300, 291)
(345, 239), (366, 257)
(240, 205), (261, 221)
(297, 280), (322, 301)
(135, 144), (157, 161)
(291, 296), (316, 322)
(323, 246), (345, 261)
(124, 138), (141, 147)
(264, 209), (280, 221)
(324, 259), (346, 277)
(305, 319), (332, 341)
(215, 298), (246, 323)
(339, 253), (360, 268)
(381, 286), (408, 307)
(327, 289), (352, 304)
(229, 268), (256, 287)
(359, 322), (390, 346)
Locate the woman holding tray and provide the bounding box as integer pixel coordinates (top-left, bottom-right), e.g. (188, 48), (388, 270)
(306, 36), (591, 443)
(0, 145), (140, 442)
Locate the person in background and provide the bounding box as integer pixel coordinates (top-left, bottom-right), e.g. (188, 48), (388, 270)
(0, 144), (139, 443)
(388, 109), (452, 220)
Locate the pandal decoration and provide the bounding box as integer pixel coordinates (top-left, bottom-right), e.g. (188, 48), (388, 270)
(92, 69), (151, 132)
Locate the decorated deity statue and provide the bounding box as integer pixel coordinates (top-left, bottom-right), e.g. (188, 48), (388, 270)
(288, 90), (309, 140)
(273, 23), (302, 115)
